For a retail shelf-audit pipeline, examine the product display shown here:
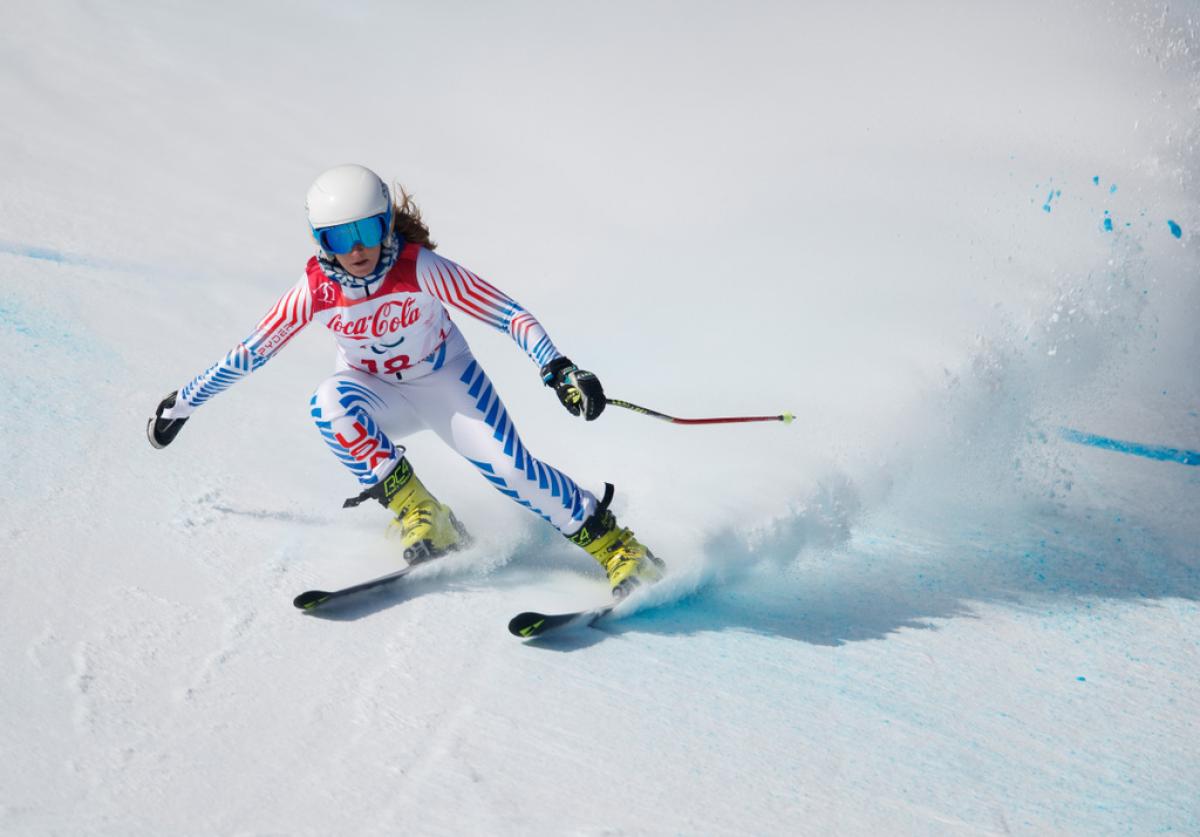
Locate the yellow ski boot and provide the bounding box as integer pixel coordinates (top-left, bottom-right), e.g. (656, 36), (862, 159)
(568, 484), (665, 599)
(345, 458), (470, 565)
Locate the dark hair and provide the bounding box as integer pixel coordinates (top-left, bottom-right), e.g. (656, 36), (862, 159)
(392, 184), (436, 250)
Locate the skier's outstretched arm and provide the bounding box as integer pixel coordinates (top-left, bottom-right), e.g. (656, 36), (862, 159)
(147, 277), (315, 448)
(413, 249), (606, 420)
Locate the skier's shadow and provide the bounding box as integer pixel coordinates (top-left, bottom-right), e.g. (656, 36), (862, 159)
(292, 555), (500, 621)
(599, 575), (973, 647)
(598, 506), (1199, 647)
(294, 498), (1198, 642)
(516, 630), (610, 652)
(291, 538), (593, 622)
(293, 575), (442, 621)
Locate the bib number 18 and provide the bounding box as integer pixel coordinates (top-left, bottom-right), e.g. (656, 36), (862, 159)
(358, 356), (410, 378)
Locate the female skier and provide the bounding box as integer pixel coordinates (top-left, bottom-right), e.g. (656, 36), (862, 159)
(147, 164), (664, 598)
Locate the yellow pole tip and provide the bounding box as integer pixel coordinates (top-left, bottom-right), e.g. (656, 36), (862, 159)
(781, 412), (795, 424)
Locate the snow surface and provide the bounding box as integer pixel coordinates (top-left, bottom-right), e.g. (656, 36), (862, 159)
(2, 2), (1199, 834)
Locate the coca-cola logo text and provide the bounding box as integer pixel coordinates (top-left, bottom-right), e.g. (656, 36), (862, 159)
(327, 298), (420, 340)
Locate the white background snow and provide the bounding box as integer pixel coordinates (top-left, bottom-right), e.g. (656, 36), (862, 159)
(1, 1), (1198, 834)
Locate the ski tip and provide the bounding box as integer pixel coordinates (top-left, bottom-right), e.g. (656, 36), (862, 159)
(293, 590), (332, 610)
(508, 612), (549, 638)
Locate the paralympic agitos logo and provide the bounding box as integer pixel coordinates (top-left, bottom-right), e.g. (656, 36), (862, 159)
(327, 298), (420, 340)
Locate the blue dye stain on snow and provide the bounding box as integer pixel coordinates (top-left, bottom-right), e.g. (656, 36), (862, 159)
(1167, 220), (1182, 238)
(0, 241), (70, 262)
(1109, 183), (1117, 194)
(1077, 676), (1087, 682)
(1092, 175), (1100, 185)
(1042, 189), (1061, 212)
(0, 304), (36, 336)
(1060, 427), (1200, 466)
(1103, 211), (1113, 232)
(0, 240), (148, 275)
(0, 301), (79, 345)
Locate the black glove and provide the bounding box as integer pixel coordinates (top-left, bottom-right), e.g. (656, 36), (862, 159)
(147, 391), (189, 449)
(540, 356), (606, 421)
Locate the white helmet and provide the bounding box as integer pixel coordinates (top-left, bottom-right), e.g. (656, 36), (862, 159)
(305, 164), (391, 229)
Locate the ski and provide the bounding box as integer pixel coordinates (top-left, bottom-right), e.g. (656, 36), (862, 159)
(293, 564), (417, 611)
(510, 567), (668, 638)
(508, 603), (617, 638)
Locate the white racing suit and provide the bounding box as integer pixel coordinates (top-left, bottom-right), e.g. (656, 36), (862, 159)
(167, 240), (597, 534)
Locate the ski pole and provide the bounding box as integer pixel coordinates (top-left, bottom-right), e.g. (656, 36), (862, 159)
(608, 399), (795, 426)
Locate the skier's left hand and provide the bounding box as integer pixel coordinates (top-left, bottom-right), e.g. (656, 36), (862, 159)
(147, 391), (191, 449)
(540, 357), (606, 421)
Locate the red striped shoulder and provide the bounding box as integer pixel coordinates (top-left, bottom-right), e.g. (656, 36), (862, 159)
(256, 279), (312, 336)
(415, 249), (510, 328)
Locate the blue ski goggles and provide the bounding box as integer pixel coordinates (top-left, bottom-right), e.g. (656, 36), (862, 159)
(312, 211), (390, 254)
